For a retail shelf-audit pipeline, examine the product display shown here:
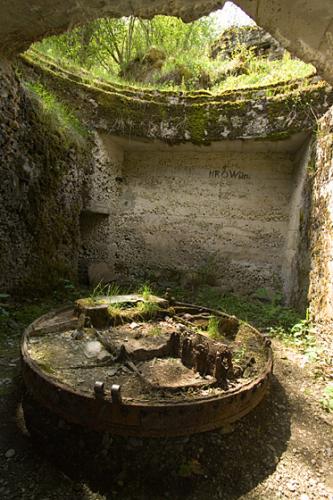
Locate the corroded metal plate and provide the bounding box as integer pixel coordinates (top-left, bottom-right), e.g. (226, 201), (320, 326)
(21, 295), (273, 437)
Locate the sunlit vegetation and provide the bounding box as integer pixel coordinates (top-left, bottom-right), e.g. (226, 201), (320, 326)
(24, 81), (88, 143)
(32, 15), (315, 92)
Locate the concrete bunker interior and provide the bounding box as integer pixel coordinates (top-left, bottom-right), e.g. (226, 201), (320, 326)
(1, 1), (333, 498)
(81, 131), (314, 302)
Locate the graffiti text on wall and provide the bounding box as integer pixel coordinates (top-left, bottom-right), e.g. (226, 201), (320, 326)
(209, 167), (250, 180)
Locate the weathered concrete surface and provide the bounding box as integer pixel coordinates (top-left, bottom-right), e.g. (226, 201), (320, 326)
(0, 1), (333, 87)
(282, 139), (313, 311)
(234, 1), (333, 86)
(0, 60), (91, 292)
(1, 51), (321, 295)
(20, 51), (333, 145)
(84, 135), (307, 295)
(78, 133), (122, 283)
(308, 107), (333, 323)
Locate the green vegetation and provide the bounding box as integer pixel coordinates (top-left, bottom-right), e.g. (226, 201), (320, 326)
(213, 52), (314, 91)
(233, 346), (247, 364)
(207, 316), (221, 340)
(0, 281), (330, 415)
(107, 302), (125, 322)
(31, 16), (314, 93)
(83, 281), (317, 353)
(178, 458), (204, 478)
(172, 285), (316, 351)
(320, 384), (333, 413)
(88, 281), (121, 304)
(149, 325), (163, 336)
(106, 298), (160, 323)
(33, 15), (217, 89)
(24, 81), (87, 144)
(138, 283), (153, 301)
(137, 300), (160, 318)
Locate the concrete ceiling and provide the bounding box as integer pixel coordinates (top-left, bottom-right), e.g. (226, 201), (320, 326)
(1, 1), (333, 85)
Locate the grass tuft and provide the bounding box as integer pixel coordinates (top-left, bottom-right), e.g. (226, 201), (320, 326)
(207, 316), (221, 340)
(24, 81), (88, 145)
(138, 283), (153, 301)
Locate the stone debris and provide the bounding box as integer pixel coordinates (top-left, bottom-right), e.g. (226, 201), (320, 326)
(5, 449), (15, 459)
(84, 341), (110, 361)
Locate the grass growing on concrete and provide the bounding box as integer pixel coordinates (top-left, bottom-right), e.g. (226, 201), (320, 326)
(88, 281), (121, 304)
(24, 80), (88, 145)
(137, 300), (160, 318)
(171, 284), (315, 351)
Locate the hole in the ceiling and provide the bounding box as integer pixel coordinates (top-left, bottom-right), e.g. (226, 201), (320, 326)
(29, 2), (315, 94)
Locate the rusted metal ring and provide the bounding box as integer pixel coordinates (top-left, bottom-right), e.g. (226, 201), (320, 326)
(21, 302), (273, 437)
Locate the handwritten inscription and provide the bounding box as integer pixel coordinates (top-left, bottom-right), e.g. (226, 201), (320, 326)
(209, 167), (250, 180)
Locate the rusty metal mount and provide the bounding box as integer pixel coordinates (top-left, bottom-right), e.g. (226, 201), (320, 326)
(21, 302), (273, 437)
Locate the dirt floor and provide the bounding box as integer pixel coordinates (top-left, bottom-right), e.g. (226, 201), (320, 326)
(0, 296), (332, 500)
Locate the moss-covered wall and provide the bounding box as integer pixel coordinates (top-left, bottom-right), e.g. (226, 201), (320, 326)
(21, 51), (333, 146)
(0, 59), (92, 292)
(308, 107), (333, 323)
(2, 50), (333, 312)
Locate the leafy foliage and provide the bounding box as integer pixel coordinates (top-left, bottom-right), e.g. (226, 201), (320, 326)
(34, 15), (217, 80)
(32, 16), (314, 91)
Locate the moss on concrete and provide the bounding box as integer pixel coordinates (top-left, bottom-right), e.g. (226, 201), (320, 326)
(0, 61), (92, 294)
(20, 50), (333, 146)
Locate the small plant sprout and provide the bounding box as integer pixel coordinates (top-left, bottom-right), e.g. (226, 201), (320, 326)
(138, 283), (153, 301)
(207, 316), (220, 339)
(106, 283), (121, 297)
(233, 346), (247, 364)
(90, 281), (106, 300)
(89, 281), (121, 304)
(137, 300), (159, 318)
(149, 325), (162, 336)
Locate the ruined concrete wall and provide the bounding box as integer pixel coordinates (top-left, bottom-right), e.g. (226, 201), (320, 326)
(21, 51), (333, 146)
(0, 60), (91, 292)
(308, 107), (333, 323)
(113, 147), (295, 293)
(282, 139), (313, 311)
(78, 134), (122, 283)
(1, 52), (330, 304)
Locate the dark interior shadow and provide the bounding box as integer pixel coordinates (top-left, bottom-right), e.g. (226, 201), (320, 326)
(22, 374), (291, 500)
